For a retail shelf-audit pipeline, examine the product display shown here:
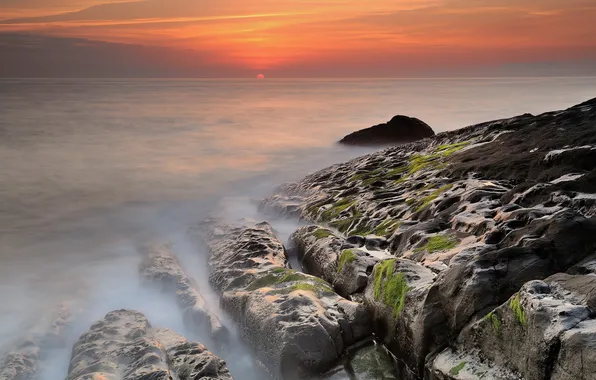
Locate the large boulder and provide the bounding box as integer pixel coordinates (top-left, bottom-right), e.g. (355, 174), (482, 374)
(200, 221), (373, 379)
(339, 115), (435, 146)
(139, 243), (228, 344)
(67, 309), (233, 380)
(429, 273), (596, 380)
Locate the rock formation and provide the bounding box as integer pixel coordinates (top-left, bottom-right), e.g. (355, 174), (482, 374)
(139, 243), (228, 344)
(67, 309), (233, 380)
(339, 115), (435, 146)
(0, 306), (71, 380)
(263, 97), (596, 379)
(196, 221), (379, 379)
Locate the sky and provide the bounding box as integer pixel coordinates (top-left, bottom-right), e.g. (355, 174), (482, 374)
(1, 0), (596, 77)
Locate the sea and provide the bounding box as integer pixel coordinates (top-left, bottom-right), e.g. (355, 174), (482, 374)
(1, 77), (595, 379)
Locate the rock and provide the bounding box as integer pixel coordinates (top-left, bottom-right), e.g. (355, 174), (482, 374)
(139, 243), (228, 344)
(289, 225), (383, 297)
(201, 221), (373, 379)
(339, 115), (435, 146)
(346, 343), (400, 379)
(0, 306), (71, 380)
(67, 309), (233, 380)
(430, 273), (596, 379)
(322, 341), (400, 379)
(364, 258), (440, 376)
(0, 349), (39, 380)
(261, 97), (596, 379)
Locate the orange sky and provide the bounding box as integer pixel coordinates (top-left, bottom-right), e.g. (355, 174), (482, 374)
(1, 0), (596, 76)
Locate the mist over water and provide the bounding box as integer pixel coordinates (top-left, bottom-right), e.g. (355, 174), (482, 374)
(1, 77), (595, 378)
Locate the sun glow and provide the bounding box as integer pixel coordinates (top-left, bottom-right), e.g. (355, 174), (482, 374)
(257, 74), (265, 79)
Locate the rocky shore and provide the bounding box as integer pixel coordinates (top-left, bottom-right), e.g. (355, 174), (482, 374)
(2, 98), (595, 379)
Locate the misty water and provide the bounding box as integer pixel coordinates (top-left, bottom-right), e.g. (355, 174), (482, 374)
(1, 77), (596, 379)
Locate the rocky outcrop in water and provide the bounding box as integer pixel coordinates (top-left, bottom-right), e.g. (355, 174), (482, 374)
(339, 115), (435, 146)
(197, 221), (382, 379)
(263, 98), (596, 379)
(0, 306), (71, 380)
(67, 309), (233, 380)
(139, 243), (228, 344)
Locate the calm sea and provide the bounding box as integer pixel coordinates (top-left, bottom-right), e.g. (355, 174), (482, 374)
(0, 77), (595, 379)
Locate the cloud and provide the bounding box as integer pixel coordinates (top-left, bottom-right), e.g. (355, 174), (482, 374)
(1, 0), (595, 76)
(0, 33), (244, 77)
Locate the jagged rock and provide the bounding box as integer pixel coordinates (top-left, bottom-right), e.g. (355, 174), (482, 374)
(0, 306), (71, 380)
(0, 349), (39, 380)
(261, 98), (596, 378)
(139, 243), (228, 344)
(201, 221), (373, 379)
(67, 309), (233, 380)
(339, 115), (435, 146)
(430, 273), (596, 379)
(289, 225), (386, 297)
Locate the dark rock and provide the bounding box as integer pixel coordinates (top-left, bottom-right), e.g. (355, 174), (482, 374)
(346, 235), (366, 247)
(431, 273), (596, 380)
(363, 258), (440, 376)
(67, 309), (233, 380)
(339, 115), (435, 146)
(261, 97), (596, 379)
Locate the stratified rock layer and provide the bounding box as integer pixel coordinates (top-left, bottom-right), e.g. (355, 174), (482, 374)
(262, 98), (596, 378)
(67, 309), (233, 380)
(199, 221), (375, 380)
(139, 243), (228, 344)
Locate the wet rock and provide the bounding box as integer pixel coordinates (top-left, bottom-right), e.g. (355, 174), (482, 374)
(139, 243), (228, 344)
(339, 115), (435, 146)
(67, 309), (233, 380)
(364, 258), (440, 376)
(289, 225), (385, 297)
(0, 349), (38, 380)
(202, 221), (373, 379)
(261, 97), (596, 379)
(0, 307), (71, 380)
(322, 341), (400, 379)
(430, 273), (596, 379)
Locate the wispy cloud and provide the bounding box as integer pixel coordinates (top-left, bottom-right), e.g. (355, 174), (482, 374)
(1, 0), (595, 76)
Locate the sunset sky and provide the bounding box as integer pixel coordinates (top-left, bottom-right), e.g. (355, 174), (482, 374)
(1, 0), (596, 77)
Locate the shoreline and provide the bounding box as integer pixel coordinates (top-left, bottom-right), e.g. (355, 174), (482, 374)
(2, 97), (596, 379)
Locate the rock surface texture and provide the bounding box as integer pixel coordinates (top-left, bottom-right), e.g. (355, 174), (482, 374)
(0, 307), (71, 380)
(198, 221), (378, 379)
(67, 309), (233, 380)
(139, 243), (228, 344)
(262, 98), (596, 379)
(339, 115), (435, 146)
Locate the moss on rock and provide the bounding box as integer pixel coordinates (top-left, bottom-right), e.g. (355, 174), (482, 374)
(509, 293), (527, 327)
(312, 228), (333, 239)
(373, 260), (409, 318)
(486, 311), (501, 333)
(414, 234), (459, 254)
(338, 249), (357, 272)
(449, 362), (466, 376)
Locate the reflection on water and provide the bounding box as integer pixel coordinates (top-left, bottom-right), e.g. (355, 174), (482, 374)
(1, 77), (595, 378)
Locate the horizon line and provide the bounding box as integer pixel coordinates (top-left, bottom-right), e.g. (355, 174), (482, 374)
(2, 75), (596, 80)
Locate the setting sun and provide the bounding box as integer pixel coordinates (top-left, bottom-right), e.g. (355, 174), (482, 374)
(257, 74), (265, 79)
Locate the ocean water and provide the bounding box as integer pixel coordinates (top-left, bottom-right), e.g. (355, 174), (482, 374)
(1, 77), (595, 378)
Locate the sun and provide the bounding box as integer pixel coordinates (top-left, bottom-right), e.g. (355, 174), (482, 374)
(257, 73), (265, 79)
